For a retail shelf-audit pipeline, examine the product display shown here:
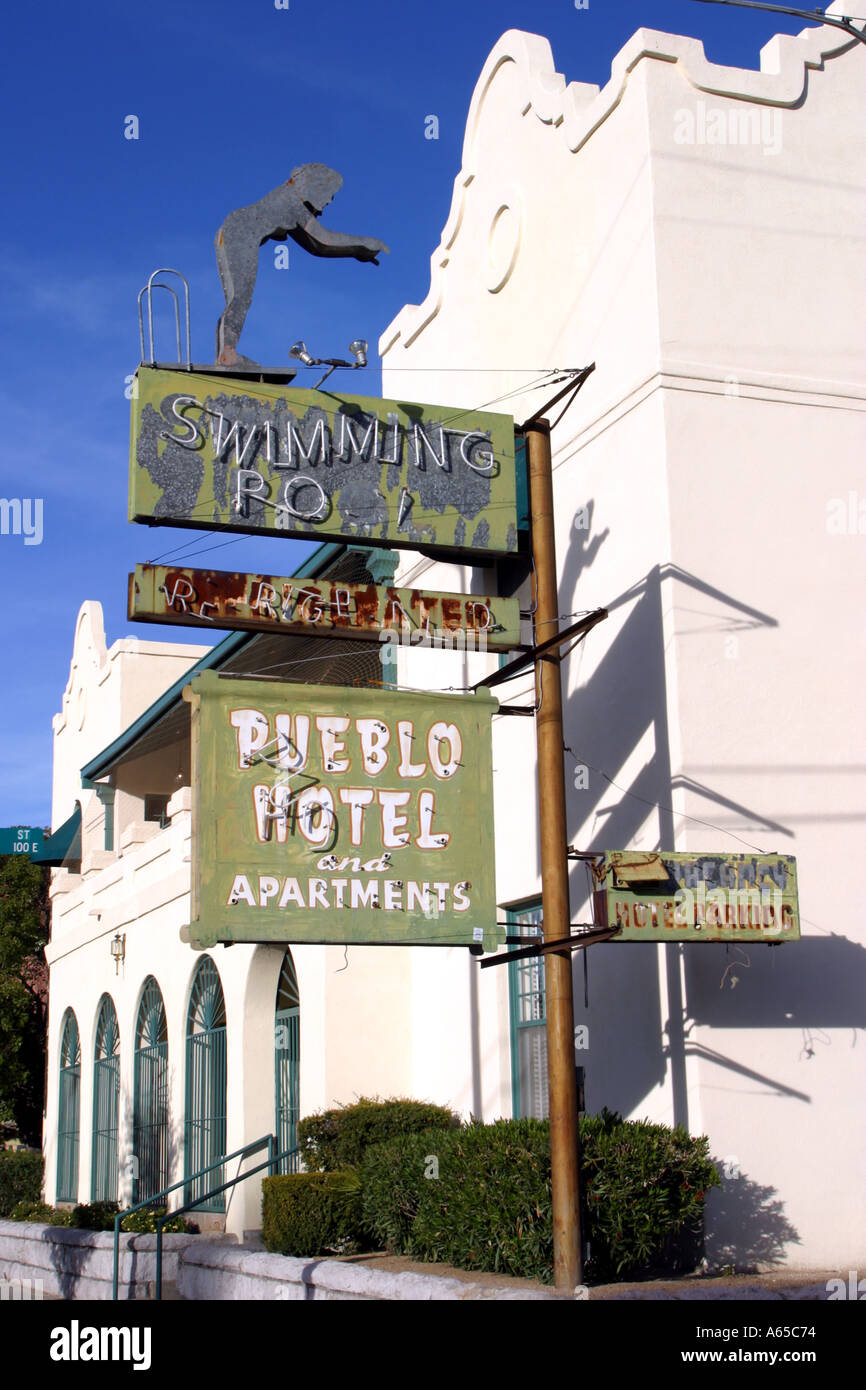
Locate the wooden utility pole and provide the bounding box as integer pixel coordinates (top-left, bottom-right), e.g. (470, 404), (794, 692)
(525, 418), (582, 1291)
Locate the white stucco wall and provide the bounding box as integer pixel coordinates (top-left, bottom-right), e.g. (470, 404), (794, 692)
(379, 12), (866, 1269)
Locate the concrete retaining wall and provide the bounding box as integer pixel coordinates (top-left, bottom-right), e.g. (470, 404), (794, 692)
(0, 1222), (553, 1300)
(0, 1220), (231, 1300)
(0, 1223), (837, 1301)
(177, 1243), (555, 1301)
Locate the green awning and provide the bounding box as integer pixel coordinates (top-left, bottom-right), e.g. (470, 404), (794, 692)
(35, 804), (81, 867)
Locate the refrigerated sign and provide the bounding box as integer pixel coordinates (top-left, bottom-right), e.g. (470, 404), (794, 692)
(182, 672), (501, 950)
(129, 563), (522, 651)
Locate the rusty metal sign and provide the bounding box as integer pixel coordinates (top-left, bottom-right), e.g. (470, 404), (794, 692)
(593, 851), (800, 943)
(128, 563), (523, 651)
(181, 672), (502, 950)
(129, 367), (518, 557)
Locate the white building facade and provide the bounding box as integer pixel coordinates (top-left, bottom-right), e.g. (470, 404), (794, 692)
(44, 14), (864, 1268)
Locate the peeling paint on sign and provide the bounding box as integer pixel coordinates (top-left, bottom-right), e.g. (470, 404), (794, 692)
(128, 563), (523, 650)
(129, 368), (518, 556)
(593, 851), (800, 942)
(182, 673), (502, 949)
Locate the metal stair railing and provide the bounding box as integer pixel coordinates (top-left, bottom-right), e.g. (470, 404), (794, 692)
(155, 1141), (300, 1300)
(112, 1133), (285, 1300)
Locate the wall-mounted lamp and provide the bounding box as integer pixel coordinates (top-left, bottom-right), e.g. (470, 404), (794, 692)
(110, 932), (126, 974)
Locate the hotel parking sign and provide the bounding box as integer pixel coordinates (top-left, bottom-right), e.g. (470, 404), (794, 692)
(593, 851), (800, 943)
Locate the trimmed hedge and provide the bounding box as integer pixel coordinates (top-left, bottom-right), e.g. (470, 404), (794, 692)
(298, 1096), (460, 1172)
(361, 1119), (554, 1281)
(262, 1172), (365, 1256)
(0, 1149), (43, 1217)
(580, 1109), (720, 1281)
(361, 1111), (720, 1284)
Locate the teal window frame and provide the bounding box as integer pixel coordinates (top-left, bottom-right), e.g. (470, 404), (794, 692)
(184, 956), (227, 1212)
(274, 951), (300, 1174)
(133, 976), (170, 1203)
(57, 1009), (81, 1203)
(91, 995), (120, 1201)
(507, 901), (548, 1119)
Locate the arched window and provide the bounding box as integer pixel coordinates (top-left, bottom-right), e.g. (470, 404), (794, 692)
(132, 977), (169, 1203)
(185, 956), (226, 1211)
(57, 1009), (81, 1203)
(274, 951), (300, 1174)
(91, 995), (120, 1201)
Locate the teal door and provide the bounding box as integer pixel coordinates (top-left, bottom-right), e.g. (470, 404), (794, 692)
(184, 957), (227, 1211)
(133, 977), (169, 1202)
(57, 1010), (81, 1202)
(274, 951), (300, 1173)
(91, 995), (120, 1201)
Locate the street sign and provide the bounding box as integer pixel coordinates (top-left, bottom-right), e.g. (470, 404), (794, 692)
(0, 827), (45, 857)
(128, 563), (523, 651)
(181, 672), (502, 951)
(129, 367), (518, 557)
(593, 851), (800, 942)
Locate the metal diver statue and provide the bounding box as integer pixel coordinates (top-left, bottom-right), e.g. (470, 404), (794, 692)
(214, 164), (389, 368)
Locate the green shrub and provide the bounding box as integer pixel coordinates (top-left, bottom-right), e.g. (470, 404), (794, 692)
(9, 1197), (192, 1234)
(579, 1109), (720, 1282)
(262, 1171), (364, 1256)
(10, 1199), (71, 1226)
(360, 1110), (721, 1284)
(0, 1150), (44, 1217)
(362, 1119), (554, 1281)
(298, 1096), (460, 1172)
(69, 1201), (119, 1231)
(120, 1207), (191, 1234)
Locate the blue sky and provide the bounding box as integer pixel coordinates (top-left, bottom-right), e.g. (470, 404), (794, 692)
(0, 0), (819, 826)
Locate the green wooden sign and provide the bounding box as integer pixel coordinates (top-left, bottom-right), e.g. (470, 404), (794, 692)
(128, 563), (523, 651)
(129, 367), (518, 557)
(182, 673), (502, 950)
(594, 851), (800, 942)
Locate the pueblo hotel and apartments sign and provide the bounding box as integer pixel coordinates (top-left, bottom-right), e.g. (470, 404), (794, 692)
(182, 673), (502, 952)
